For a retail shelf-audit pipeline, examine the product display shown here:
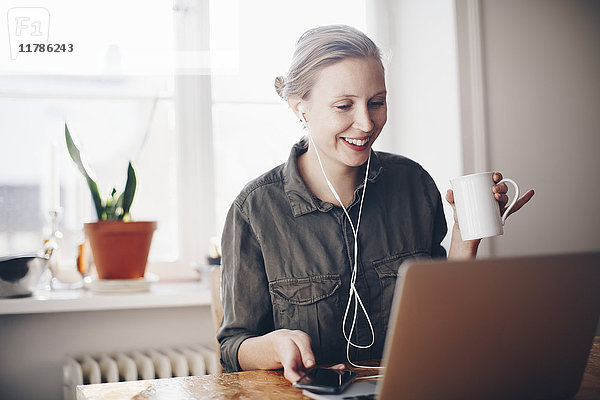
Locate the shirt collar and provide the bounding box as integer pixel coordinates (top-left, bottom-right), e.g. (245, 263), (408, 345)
(283, 137), (384, 217)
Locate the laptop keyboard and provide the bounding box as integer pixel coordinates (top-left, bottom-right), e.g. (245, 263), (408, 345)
(342, 395), (376, 400)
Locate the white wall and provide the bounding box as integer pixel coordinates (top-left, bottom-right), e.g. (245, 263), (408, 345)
(0, 306), (213, 400)
(475, 0), (600, 256)
(374, 0), (600, 256)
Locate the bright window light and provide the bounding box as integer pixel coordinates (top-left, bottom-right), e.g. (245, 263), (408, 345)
(1, 0), (367, 275)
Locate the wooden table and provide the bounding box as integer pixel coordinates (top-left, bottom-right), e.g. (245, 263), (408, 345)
(78, 337), (600, 400)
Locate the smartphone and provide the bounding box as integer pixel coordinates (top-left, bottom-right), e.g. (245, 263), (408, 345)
(293, 367), (357, 394)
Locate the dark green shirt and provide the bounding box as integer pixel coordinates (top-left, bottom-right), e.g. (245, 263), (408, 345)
(218, 139), (447, 372)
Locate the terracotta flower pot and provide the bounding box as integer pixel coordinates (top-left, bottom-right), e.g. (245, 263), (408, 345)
(84, 221), (157, 280)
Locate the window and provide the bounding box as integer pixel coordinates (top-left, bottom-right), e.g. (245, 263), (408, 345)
(1, 0), (368, 279)
(0, 1), (176, 268)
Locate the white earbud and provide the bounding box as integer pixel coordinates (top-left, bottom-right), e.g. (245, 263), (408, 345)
(298, 106), (308, 129)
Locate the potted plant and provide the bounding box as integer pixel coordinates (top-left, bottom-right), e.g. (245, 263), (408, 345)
(65, 123), (156, 280)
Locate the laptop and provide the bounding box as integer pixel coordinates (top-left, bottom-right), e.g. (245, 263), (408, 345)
(302, 252), (600, 400)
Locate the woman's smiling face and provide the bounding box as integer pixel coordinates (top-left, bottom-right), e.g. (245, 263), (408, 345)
(300, 57), (387, 170)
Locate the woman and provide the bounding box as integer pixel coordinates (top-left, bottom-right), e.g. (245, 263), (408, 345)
(217, 25), (534, 383)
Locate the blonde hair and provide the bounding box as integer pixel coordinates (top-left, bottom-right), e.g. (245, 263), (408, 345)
(274, 25), (382, 100)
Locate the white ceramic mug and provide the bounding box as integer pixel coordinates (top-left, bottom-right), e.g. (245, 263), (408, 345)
(450, 172), (520, 241)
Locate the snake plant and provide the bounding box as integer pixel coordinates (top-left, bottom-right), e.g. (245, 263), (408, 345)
(65, 123), (136, 221)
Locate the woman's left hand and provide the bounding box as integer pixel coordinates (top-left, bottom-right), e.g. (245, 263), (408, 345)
(446, 172), (535, 259)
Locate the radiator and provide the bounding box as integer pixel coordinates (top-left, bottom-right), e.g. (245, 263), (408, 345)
(62, 344), (218, 400)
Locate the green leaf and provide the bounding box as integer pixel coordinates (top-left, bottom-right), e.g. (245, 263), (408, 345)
(121, 162), (137, 218)
(65, 123), (104, 219)
(115, 192), (125, 220)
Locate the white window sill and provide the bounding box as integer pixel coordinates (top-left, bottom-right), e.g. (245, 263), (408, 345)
(0, 281), (211, 315)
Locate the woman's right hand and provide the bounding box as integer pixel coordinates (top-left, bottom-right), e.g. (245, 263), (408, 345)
(238, 329), (316, 383)
(267, 329), (316, 382)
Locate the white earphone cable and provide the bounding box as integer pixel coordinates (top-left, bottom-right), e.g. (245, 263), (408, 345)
(301, 111), (383, 370)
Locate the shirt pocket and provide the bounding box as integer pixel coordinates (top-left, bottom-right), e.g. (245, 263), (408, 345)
(269, 274), (342, 360)
(373, 250), (430, 327)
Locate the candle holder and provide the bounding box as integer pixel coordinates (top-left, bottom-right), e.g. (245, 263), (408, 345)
(45, 208), (63, 289)
(46, 208), (84, 290)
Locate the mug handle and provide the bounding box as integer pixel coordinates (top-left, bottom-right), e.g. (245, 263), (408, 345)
(498, 178), (520, 225)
